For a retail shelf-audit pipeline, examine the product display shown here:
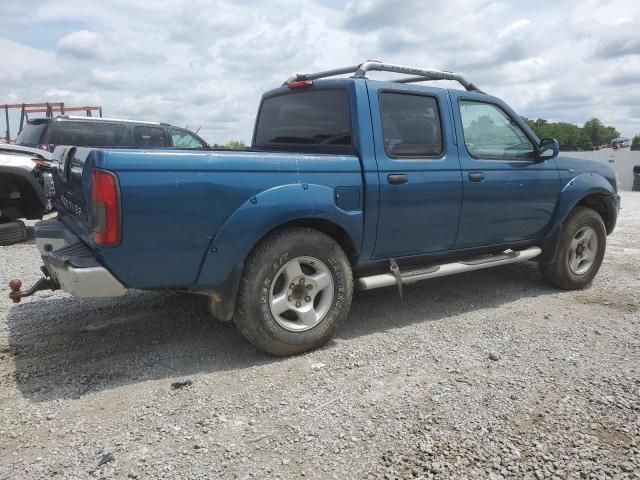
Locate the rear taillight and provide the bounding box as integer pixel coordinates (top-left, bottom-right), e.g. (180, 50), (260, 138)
(91, 169), (120, 246)
(38, 144), (53, 152)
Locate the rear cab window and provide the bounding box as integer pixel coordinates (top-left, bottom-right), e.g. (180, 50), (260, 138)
(15, 122), (48, 146)
(253, 88), (353, 153)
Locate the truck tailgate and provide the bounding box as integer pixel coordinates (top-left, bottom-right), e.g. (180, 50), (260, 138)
(52, 146), (96, 244)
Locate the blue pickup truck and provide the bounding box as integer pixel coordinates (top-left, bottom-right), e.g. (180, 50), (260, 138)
(10, 61), (620, 356)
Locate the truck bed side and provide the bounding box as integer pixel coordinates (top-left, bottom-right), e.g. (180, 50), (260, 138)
(54, 148), (364, 290)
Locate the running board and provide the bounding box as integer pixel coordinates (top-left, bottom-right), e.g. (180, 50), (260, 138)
(356, 247), (542, 291)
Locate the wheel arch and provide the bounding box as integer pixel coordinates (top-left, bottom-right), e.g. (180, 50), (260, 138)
(539, 174), (618, 263)
(257, 218), (358, 260)
(195, 183), (363, 321)
(0, 167), (45, 220)
(576, 193), (616, 234)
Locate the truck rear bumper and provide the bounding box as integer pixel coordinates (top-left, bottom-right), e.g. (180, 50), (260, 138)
(35, 218), (127, 298)
(47, 262), (128, 298)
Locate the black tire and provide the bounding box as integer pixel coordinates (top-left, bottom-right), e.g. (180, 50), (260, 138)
(540, 207), (606, 290)
(234, 227), (353, 356)
(0, 220), (27, 246)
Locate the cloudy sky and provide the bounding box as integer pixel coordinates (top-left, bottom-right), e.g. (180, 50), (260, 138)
(2, 0), (639, 144)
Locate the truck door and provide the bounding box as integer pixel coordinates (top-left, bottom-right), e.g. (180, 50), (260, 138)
(370, 83), (463, 259)
(448, 91), (561, 248)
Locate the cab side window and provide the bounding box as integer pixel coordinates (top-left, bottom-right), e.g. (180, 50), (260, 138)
(133, 126), (166, 148)
(170, 129), (205, 149)
(47, 122), (127, 147)
(380, 92), (443, 158)
(459, 101), (534, 160)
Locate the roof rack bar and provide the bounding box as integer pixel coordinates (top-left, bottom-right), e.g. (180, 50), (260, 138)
(282, 61), (483, 93)
(391, 75), (484, 93)
(63, 115), (159, 125)
(391, 76), (436, 83)
(354, 61), (483, 92)
(284, 65), (361, 85)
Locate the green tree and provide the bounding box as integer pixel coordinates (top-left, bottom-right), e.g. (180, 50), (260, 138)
(604, 126), (619, 143)
(631, 135), (640, 151)
(583, 118), (605, 145)
(225, 140), (246, 150)
(582, 118), (619, 146)
(577, 132), (593, 150)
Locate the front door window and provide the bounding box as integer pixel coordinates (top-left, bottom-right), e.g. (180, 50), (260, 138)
(459, 101), (534, 160)
(170, 129), (205, 149)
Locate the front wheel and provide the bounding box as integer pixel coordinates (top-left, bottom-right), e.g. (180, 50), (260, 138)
(234, 227), (353, 356)
(540, 206), (607, 290)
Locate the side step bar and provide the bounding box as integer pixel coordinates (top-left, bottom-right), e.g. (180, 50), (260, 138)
(356, 247), (542, 291)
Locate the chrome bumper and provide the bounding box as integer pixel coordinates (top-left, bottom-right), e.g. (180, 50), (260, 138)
(35, 218), (128, 298)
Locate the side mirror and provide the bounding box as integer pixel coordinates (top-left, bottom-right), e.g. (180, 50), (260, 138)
(538, 138), (559, 160)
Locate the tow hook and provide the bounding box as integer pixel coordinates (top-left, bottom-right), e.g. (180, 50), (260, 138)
(9, 267), (59, 303)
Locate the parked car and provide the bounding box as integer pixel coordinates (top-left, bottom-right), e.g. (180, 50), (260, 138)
(0, 144), (53, 245)
(611, 137), (630, 149)
(15, 116), (210, 151)
(1, 116), (209, 239)
(11, 61), (620, 356)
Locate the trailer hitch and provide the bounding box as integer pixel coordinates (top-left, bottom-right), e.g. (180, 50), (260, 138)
(9, 267), (59, 303)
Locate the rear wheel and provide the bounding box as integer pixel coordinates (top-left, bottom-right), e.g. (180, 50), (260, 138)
(540, 207), (606, 289)
(234, 227), (353, 356)
(0, 219), (27, 246)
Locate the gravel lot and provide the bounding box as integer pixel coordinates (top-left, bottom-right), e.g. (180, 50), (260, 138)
(1, 195), (639, 480)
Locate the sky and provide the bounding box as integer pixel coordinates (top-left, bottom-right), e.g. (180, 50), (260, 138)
(1, 0), (639, 144)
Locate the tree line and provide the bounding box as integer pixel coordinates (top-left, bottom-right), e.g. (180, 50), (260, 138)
(522, 117), (623, 151)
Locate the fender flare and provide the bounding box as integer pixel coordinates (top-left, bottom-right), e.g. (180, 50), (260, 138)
(539, 173), (617, 263)
(196, 183), (363, 320)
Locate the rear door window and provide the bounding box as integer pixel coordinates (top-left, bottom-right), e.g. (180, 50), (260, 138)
(47, 121), (127, 147)
(15, 122), (48, 146)
(133, 126), (166, 148)
(380, 92), (443, 158)
(253, 89), (352, 152)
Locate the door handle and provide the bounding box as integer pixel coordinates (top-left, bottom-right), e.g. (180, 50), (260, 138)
(388, 174), (408, 185)
(468, 172), (485, 182)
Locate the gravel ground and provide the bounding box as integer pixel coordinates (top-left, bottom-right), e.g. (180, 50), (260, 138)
(1, 195), (639, 480)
